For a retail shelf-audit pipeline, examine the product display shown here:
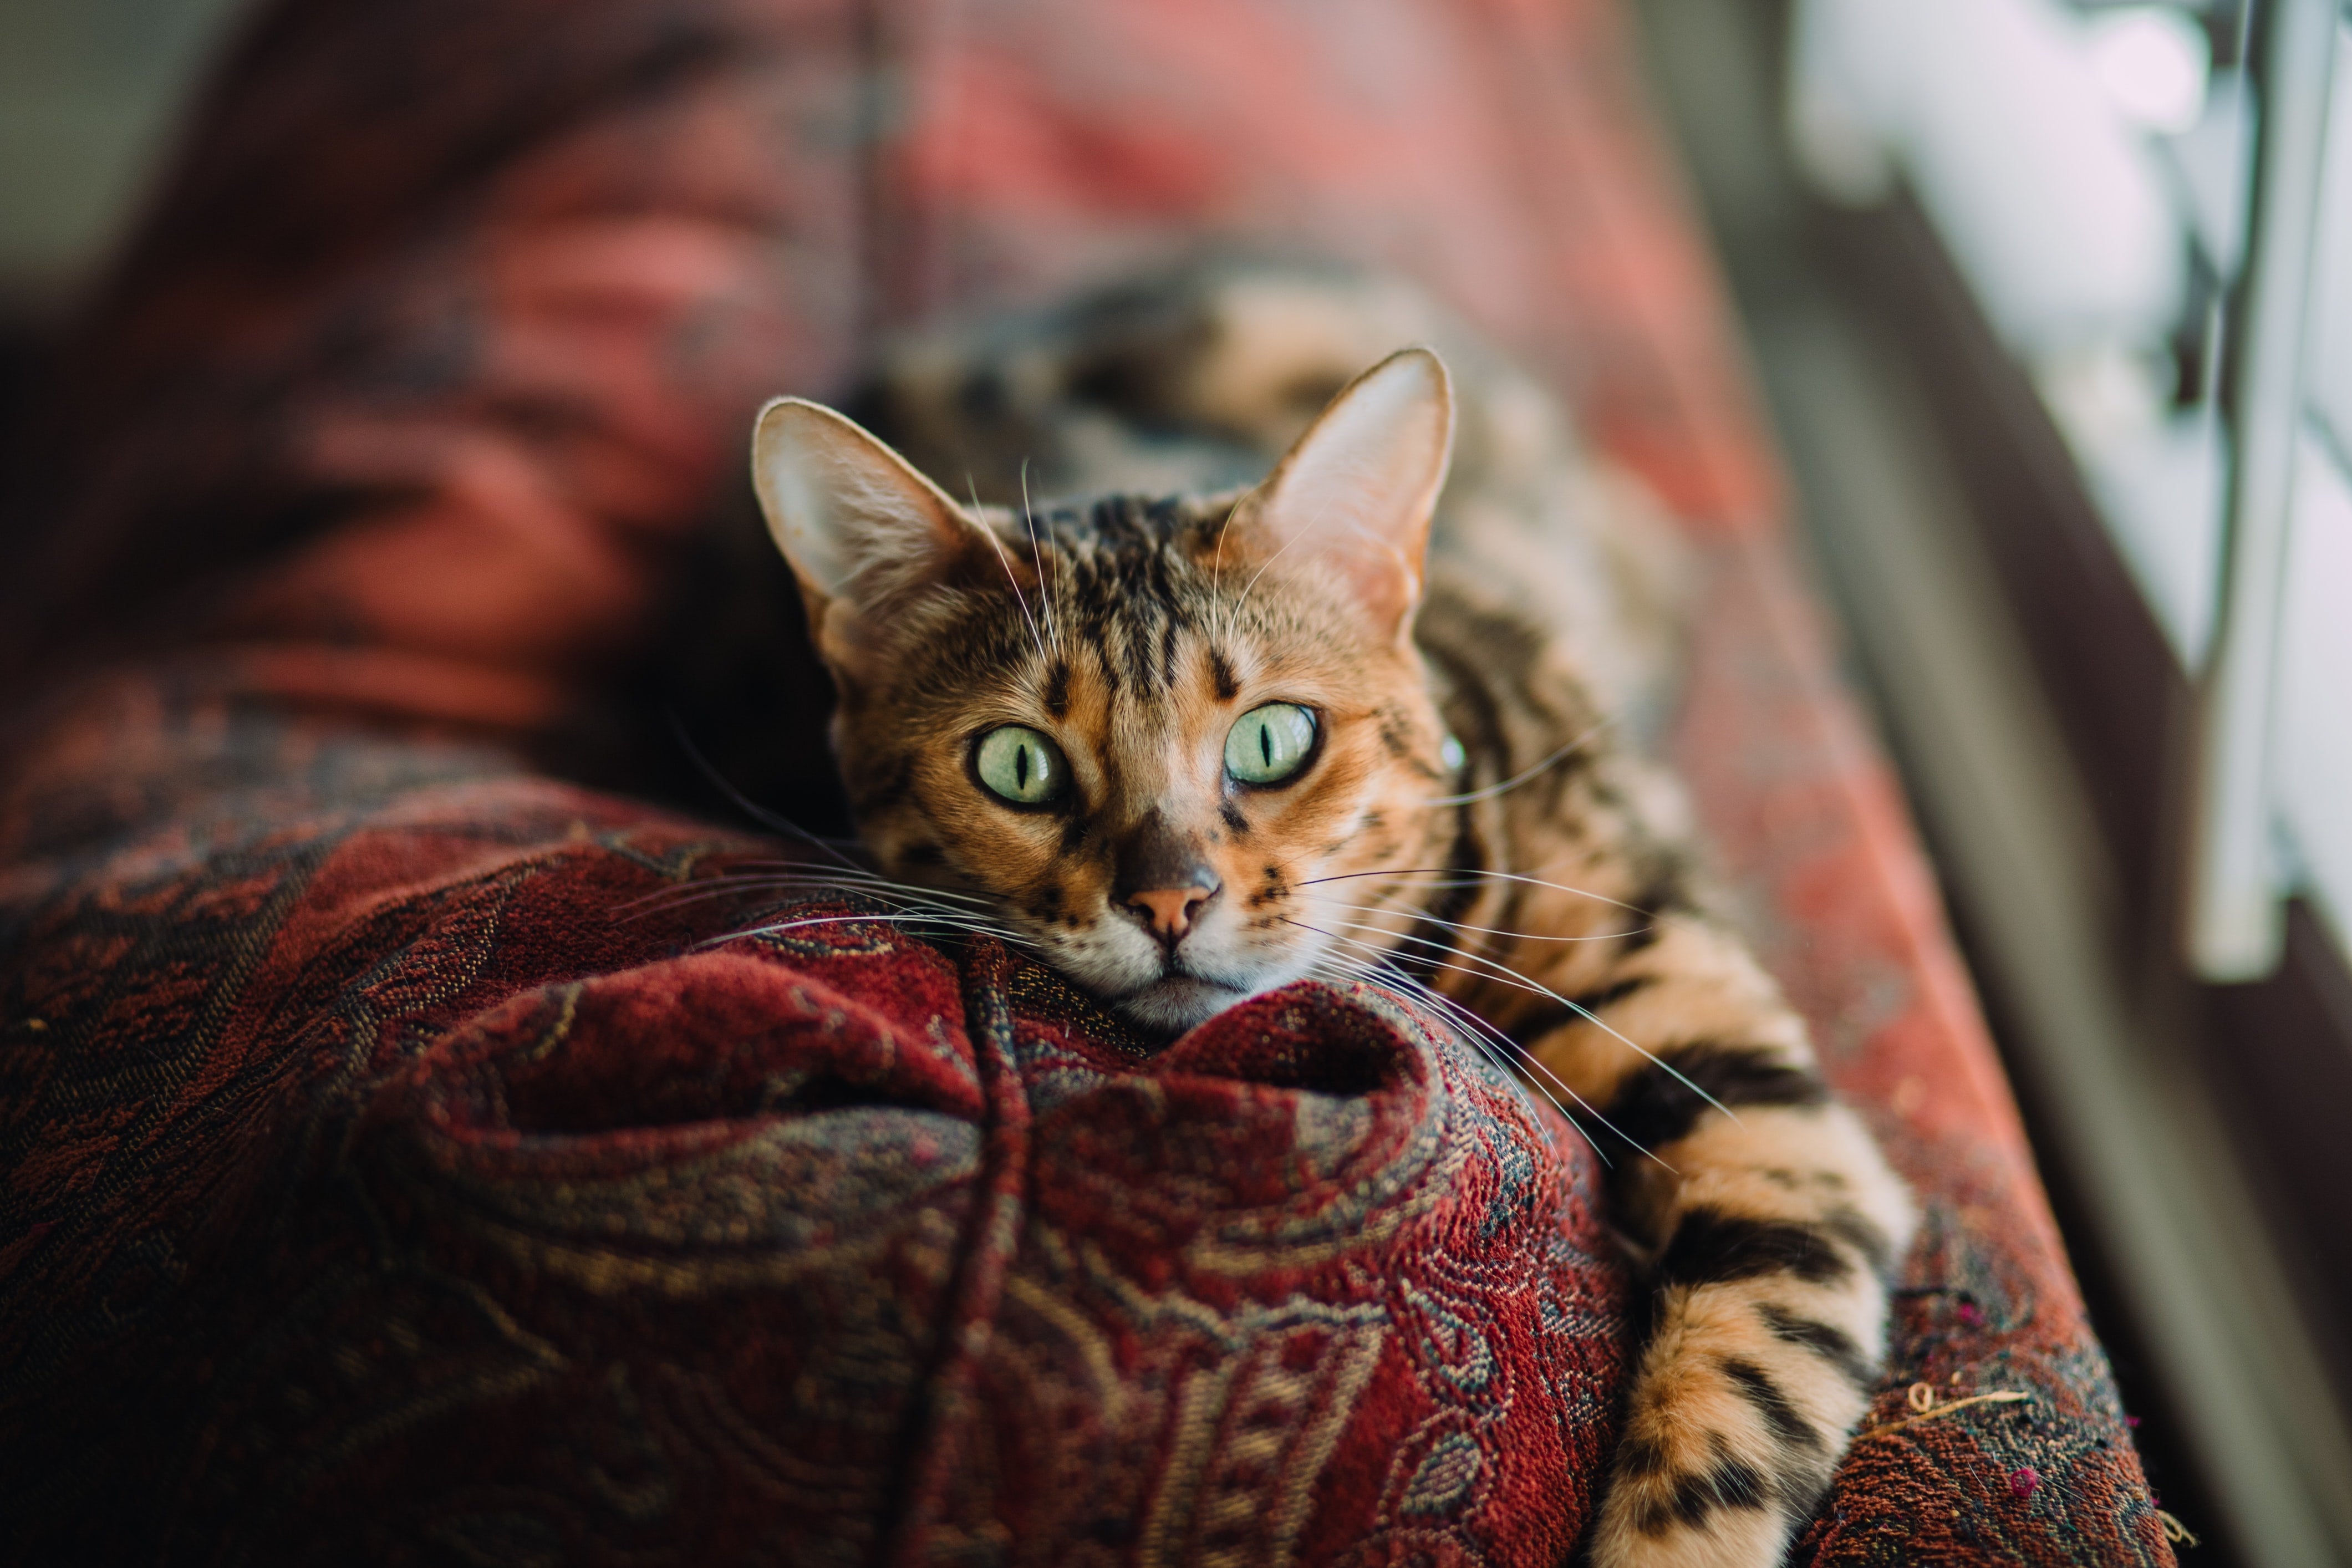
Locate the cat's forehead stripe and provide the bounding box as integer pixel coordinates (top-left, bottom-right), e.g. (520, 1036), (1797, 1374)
(1206, 645), (1240, 700)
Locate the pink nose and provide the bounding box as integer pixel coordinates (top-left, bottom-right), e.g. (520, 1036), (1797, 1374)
(1127, 884), (1215, 941)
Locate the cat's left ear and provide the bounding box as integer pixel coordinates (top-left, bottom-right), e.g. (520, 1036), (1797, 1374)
(1233, 346), (1454, 643)
(751, 396), (985, 663)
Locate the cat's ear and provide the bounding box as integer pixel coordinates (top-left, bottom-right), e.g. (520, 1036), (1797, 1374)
(751, 396), (981, 645)
(1234, 347), (1454, 640)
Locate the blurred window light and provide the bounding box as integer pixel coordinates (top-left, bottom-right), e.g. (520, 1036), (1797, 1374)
(2086, 6), (2214, 133)
(2160, 69), (2257, 278)
(1791, 0), (2188, 356)
(2185, 0), (2338, 981)
(0, 0), (250, 298)
(2310, 28), (2352, 466)
(2037, 344), (2230, 658)
(1789, 0), (2352, 981)
(2277, 432), (2352, 958)
(2270, 23), (2352, 961)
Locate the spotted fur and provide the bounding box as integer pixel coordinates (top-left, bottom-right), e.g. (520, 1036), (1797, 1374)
(750, 261), (1915, 1566)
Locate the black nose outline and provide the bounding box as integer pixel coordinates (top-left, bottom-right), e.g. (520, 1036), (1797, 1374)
(1113, 811), (1222, 949)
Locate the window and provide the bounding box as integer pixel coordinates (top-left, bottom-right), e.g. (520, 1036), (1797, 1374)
(1792, 0), (2352, 981)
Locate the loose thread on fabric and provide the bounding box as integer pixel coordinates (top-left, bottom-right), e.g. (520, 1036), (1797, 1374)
(1856, 1380), (2034, 1439)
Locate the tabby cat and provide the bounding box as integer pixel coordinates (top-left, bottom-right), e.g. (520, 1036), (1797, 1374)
(745, 263), (1914, 1567)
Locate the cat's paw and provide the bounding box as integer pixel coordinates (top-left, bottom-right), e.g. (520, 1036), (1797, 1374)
(1582, 1286), (1872, 1568)
(1584, 1426), (1804, 1568)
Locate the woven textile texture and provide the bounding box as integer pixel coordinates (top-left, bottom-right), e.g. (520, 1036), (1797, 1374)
(0, 0), (2173, 1561)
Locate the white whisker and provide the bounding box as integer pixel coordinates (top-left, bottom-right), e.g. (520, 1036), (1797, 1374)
(702, 911), (1039, 952)
(1226, 492), (1324, 630)
(970, 472), (1048, 667)
(1019, 457), (1065, 661)
(1424, 718), (1612, 807)
(1299, 953), (1561, 1132)
(684, 865), (995, 907)
(664, 709), (870, 874)
(1208, 496), (1241, 648)
(614, 864), (997, 919)
(1301, 897), (1643, 945)
(1282, 912), (1725, 1137)
(1307, 939), (1600, 1119)
(1299, 865), (1652, 918)
(615, 880), (995, 926)
(1299, 945), (1617, 1161)
(1296, 928), (1666, 1166)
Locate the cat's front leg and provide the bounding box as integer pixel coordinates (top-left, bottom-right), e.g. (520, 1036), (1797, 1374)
(1516, 917), (1916, 1567)
(1584, 1097), (1908, 1566)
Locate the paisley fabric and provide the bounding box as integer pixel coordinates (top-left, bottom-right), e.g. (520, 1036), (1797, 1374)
(0, 699), (1622, 1562)
(0, 0), (2171, 1561)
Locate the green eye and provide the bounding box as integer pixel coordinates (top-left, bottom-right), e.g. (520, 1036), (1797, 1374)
(1225, 702), (1318, 786)
(974, 725), (1067, 805)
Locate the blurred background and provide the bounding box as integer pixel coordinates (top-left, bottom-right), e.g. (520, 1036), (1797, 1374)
(2, 0), (2348, 1562)
(1631, 2), (2352, 1563)
(0, 0), (242, 366)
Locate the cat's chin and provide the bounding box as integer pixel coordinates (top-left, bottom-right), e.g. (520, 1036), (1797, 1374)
(1111, 975), (1257, 1037)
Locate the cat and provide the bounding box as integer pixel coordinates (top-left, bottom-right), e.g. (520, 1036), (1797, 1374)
(744, 261), (1915, 1568)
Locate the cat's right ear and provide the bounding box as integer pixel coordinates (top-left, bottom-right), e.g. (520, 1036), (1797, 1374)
(751, 397), (977, 647)
(1231, 347), (1454, 646)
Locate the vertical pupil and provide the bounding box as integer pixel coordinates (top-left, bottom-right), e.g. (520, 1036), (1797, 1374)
(1015, 742), (1030, 790)
(1260, 721), (1272, 766)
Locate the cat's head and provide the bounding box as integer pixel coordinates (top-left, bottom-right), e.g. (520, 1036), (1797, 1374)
(751, 349), (1458, 1035)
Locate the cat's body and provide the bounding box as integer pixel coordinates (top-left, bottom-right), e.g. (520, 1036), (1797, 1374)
(747, 262), (1914, 1567)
